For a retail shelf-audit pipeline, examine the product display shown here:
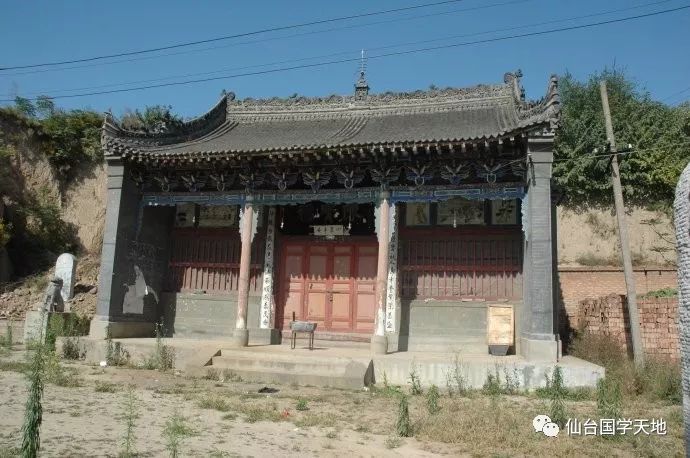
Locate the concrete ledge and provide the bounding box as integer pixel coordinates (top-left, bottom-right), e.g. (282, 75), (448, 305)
(373, 354), (604, 389)
(89, 318), (155, 339)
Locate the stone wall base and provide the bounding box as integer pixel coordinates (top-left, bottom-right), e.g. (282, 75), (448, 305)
(89, 317), (155, 339)
(519, 336), (560, 362)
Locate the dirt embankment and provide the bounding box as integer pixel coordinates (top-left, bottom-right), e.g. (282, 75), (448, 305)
(0, 112), (106, 319)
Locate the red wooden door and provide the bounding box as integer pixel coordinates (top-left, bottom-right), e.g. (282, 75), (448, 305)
(277, 240), (377, 333)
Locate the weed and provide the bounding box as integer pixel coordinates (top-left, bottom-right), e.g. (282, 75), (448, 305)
(502, 367), (521, 395)
(354, 424), (370, 433)
(44, 351), (81, 387)
(409, 363), (423, 396)
(482, 370), (502, 397)
(325, 430), (338, 439)
(396, 394), (412, 437)
(0, 360), (29, 373)
(204, 368), (220, 380)
(163, 411), (194, 458)
(106, 330), (128, 367)
(119, 386), (138, 458)
(95, 381), (118, 393)
(21, 343), (46, 458)
(642, 287), (677, 298)
(597, 376), (623, 419)
(426, 384), (440, 414)
(62, 337), (81, 360)
(143, 322), (174, 371)
(222, 369), (242, 382)
(294, 413), (337, 428)
(546, 367), (567, 428)
(222, 412), (238, 421)
(385, 436), (403, 449)
(296, 399), (309, 411)
(637, 359), (682, 404)
(197, 395), (232, 412)
(450, 355), (469, 396)
(242, 404), (283, 423)
(0, 320), (13, 348)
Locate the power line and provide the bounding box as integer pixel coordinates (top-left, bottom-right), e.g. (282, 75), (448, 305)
(7, 0), (670, 96)
(661, 85), (690, 102)
(3, 4), (689, 103)
(0, 0), (669, 79)
(0, 0), (467, 71)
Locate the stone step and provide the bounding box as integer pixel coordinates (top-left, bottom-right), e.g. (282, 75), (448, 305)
(210, 349), (373, 389)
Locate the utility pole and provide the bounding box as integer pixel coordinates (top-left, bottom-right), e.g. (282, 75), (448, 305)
(599, 81), (644, 367)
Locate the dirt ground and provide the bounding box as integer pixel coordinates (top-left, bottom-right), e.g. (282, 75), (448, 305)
(0, 346), (685, 457)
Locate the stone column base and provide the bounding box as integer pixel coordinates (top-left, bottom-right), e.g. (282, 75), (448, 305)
(520, 337), (559, 362)
(251, 328), (281, 345)
(370, 334), (388, 355)
(89, 317), (155, 339)
(230, 328), (249, 347)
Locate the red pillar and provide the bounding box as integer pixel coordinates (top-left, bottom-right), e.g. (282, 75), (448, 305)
(232, 200), (254, 347)
(371, 193), (390, 354)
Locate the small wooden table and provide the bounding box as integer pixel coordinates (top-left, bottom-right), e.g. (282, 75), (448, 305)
(290, 313), (317, 350)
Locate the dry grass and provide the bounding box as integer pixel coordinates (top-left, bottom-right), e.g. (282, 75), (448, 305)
(414, 396), (683, 456)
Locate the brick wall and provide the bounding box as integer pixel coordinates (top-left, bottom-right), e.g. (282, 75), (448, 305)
(576, 294), (679, 360)
(557, 267), (677, 330)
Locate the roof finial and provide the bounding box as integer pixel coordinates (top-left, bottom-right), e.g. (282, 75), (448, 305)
(355, 49), (369, 101)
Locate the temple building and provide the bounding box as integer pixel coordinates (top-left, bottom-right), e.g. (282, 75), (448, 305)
(91, 70), (562, 362)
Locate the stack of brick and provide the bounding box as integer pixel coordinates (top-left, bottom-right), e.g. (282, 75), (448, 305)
(577, 293), (679, 360)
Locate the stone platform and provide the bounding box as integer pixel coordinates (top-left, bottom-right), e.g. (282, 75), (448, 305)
(68, 337), (605, 390)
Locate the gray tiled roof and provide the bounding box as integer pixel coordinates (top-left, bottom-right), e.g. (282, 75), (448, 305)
(102, 72), (559, 157)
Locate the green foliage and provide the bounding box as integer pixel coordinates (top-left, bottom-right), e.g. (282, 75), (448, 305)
(17, 187), (78, 256)
(120, 386), (138, 458)
(163, 411), (194, 458)
(106, 330), (128, 367)
(482, 371), (503, 397)
(296, 399), (309, 411)
(143, 322), (174, 371)
(597, 376), (623, 419)
(21, 343), (46, 458)
(40, 109), (102, 171)
(426, 384), (440, 414)
(641, 287), (677, 298)
(120, 105), (183, 134)
(554, 68), (690, 208)
(408, 364), (423, 395)
(445, 355), (469, 397)
(546, 366), (568, 428)
(395, 394), (412, 437)
(8, 96), (102, 174)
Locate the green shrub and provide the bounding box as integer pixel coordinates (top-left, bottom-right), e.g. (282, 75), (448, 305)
(597, 376), (623, 419)
(641, 287), (677, 298)
(409, 364), (422, 396)
(546, 367), (567, 428)
(163, 411), (194, 458)
(396, 394), (412, 437)
(21, 343), (46, 458)
(636, 358), (682, 404)
(426, 385), (440, 414)
(120, 386), (138, 458)
(143, 322), (174, 371)
(482, 371), (503, 397)
(296, 399), (309, 411)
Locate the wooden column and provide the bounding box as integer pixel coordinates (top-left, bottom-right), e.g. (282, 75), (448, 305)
(232, 199), (254, 347)
(371, 192), (390, 354)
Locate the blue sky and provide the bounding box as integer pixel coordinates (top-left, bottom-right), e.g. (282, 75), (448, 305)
(1, 0), (689, 118)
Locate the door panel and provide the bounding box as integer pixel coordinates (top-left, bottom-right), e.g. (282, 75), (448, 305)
(278, 240), (377, 333)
